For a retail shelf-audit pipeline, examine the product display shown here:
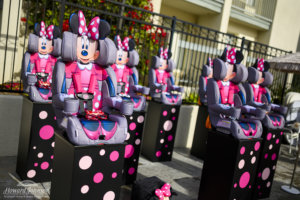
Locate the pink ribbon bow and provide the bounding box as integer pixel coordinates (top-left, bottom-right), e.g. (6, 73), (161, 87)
(116, 35), (130, 51)
(226, 47), (237, 64)
(155, 183), (171, 200)
(39, 21), (54, 40)
(77, 10), (100, 40)
(160, 47), (168, 60)
(257, 58), (264, 72)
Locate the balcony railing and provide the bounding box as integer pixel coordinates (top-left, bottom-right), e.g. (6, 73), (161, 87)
(232, 0), (276, 22)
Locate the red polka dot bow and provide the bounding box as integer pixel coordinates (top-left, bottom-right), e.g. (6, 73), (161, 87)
(39, 21), (54, 40)
(160, 47), (168, 60)
(257, 58), (265, 72)
(116, 35), (129, 51)
(155, 183), (171, 200)
(77, 10), (100, 40)
(226, 47), (237, 64)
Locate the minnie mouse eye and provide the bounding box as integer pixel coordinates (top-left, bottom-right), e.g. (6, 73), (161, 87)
(82, 44), (84, 49)
(86, 44), (88, 49)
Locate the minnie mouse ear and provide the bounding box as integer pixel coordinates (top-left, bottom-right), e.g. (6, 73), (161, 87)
(220, 47), (227, 62)
(128, 39), (135, 51)
(157, 47), (162, 57)
(99, 20), (111, 39)
(168, 50), (172, 59)
(52, 26), (61, 39)
(264, 61), (270, 71)
(113, 36), (119, 49)
(252, 59), (259, 69)
(235, 50), (244, 64)
(34, 23), (41, 36)
(69, 13), (79, 34)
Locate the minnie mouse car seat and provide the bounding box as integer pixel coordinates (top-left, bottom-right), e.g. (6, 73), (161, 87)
(52, 11), (133, 146)
(199, 57), (213, 105)
(22, 21), (61, 102)
(149, 47), (183, 105)
(207, 47), (264, 139)
(111, 35), (149, 111)
(243, 58), (287, 129)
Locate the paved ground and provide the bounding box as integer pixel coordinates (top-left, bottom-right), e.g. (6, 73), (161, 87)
(0, 145), (299, 200)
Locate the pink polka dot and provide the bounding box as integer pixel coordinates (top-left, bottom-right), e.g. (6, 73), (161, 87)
(79, 156), (92, 170)
(81, 185), (89, 194)
(276, 139), (279, 144)
(41, 162), (49, 170)
(271, 153), (277, 160)
(112, 172), (117, 178)
(262, 168), (270, 180)
(38, 152), (43, 158)
(39, 111), (48, 119)
(156, 151), (162, 157)
(280, 132), (283, 135)
(51, 142), (55, 147)
(165, 144), (168, 148)
(264, 153), (268, 159)
(163, 111), (168, 116)
(258, 185), (261, 189)
(99, 149), (105, 156)
(266, 181), (271, 187)
(267, 133), (272, 140)
(129, 122), (136, 131)
(124, 145), (134, 158)
(240, 146), (245, 155)
(93, 172), (103, 183)
(171, 108), (176, 113)
(163, 120), (173, 131)
(54, 116), (56, 120)
(103, 191), (115, 200)
(110, 151), (119, 162)
(135, 139), (141, 145)
(172, 117), (176, 121)
(128, 167), (135, 175)
(39, 125), (54, 140)
(258, 172), (261, 177)
(126, 132), (130, 140)
(27, 170), (36, 178)
(34, 163), (38, 167)
(254, 142), (260, 151)
(239, 172), (250, 188)
(167, 135), (173, 141)
(234, 183), (237, 188)
(249, 185), (251, 189)
(135, 132), (139, 136)
(160, 130), (163, 133)
(51, 155), (54, 159)
(137, 115), (144, 123)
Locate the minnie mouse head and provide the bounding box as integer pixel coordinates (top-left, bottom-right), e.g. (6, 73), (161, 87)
(113, 35), (135, 65)
(251, 58), (271, 85)
(33, 21), (60, 55)
(68, 10), (110, 64)
(218, 46), (244, 82)
(157, 47), (172, 70)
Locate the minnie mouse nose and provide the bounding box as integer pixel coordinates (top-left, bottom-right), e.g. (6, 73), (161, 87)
(81, 50), (88, 56)
(42, 46), (46, 50)
(118, 58), (122, 61)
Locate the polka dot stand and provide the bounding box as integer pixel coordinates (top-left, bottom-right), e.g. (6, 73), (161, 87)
(252, 129), (283, 199)
(198, 131), (262, 200)
(50, 131), (125, 200)
(142, 101), (180, 162)
(16, 98), (58, 182)
(123, 111), (145, 185)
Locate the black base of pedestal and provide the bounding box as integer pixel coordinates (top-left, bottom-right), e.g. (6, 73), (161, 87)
(16, 97), (58, 182)
(252, 128), (283, 199)
(123, 111), (145, 185)
(141, 101), (180, 162)
(50, 131), (125, 200)
(198, 131), (262, 200)
(190, 105), (209, 159)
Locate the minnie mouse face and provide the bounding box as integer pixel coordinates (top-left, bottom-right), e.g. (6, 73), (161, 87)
(76, 36), (100, 64)
(69, 10), (111, 64)
(38, 37), (53, 55)
(115, 49), (128, 65)
(159, 59), (168, 70)
(256, 71), (264, 84)
(34, 22), (60, 55)
(224, 63), (236, 82)
(253, 58), (269, 85)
